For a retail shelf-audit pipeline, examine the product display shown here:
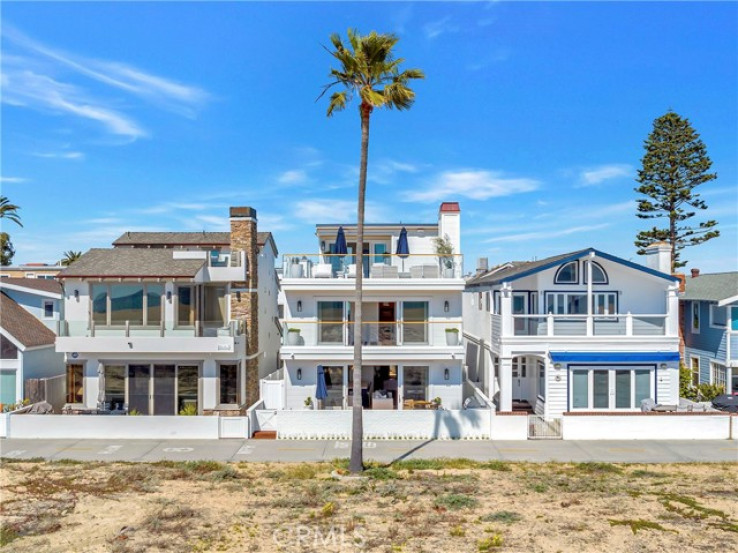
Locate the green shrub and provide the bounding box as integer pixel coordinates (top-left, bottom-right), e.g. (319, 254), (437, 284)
(179, 403), (198, 416)
(434, 494), (478, 510)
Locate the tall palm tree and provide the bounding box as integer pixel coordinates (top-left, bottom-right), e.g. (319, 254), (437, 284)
(61, 250), (82, 266)
(0, 196), (22, 227)
(322, 30), (424, 473)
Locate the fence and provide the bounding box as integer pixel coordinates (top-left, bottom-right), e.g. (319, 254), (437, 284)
(24, 374), (66, 412)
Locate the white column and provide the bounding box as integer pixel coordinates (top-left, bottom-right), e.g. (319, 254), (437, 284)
(84, 359), (101, 409)
(202, 358), (218, 410)
(499, 357), (513, 412)
(586, 253), (594, 336)
(500, 284), (513, 337)
(666, 284), (680, 337)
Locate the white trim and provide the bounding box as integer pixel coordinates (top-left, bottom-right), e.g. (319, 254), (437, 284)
(709, 303), (727, 329)
(0, 282), (62, 299)
(718, 294), (738, 307)
(691, 301), (700, 334)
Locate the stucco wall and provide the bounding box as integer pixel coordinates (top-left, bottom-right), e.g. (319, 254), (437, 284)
(562, 414), (733, 440)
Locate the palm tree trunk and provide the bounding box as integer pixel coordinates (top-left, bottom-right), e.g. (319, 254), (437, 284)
(350, 103), (371, 473)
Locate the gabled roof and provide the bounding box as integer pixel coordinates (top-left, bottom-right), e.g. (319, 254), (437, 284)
(112, 231), (274, 249)
(682, 272), (738, 304)
(0, 293), (56, 348)
(466, 248), (679, 288)
(0, 277), (62, 296)
(57, 249), (206, 279)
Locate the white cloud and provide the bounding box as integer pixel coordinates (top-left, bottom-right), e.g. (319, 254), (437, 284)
(292, 200), (385, 224)
(406, 169), (540, 202)
(483, 223), (611, 244)
(579, 164), (633, 186)
(278, 169), (308, 185)
(0, 176), (28, 183)
(32, 151), (84, 160)
(424, 17), (459, 39)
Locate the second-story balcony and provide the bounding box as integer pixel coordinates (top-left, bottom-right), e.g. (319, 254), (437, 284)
(171, 250), (247, 282)
(491, 313), (672, 339)
(281, 253), (464, 281)
(56, 319), (246, 354)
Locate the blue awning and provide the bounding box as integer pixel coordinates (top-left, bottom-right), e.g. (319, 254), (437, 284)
(549, 351), (680, 363)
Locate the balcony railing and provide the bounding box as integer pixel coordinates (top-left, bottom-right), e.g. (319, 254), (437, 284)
(282, 320), (462, 347)
(58, 319), (246, 338)
(502, 313), (668, 337)
(282, 253), (463, 280)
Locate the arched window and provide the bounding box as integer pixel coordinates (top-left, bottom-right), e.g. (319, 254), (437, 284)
(554, 261), (578, 284)
(583, 261), (608, 284)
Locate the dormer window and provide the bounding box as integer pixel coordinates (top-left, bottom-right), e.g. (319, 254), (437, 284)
(583, 261), (608, 284)
(554, 261), (578, 284)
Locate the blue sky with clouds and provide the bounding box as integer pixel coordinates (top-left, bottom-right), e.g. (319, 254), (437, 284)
(2, 2), (736, 272)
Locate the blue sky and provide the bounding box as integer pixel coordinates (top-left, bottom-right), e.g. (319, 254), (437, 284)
(2, 1), (736, 272)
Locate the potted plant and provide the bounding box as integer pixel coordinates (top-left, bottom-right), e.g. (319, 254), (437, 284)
(179, 403), (198, 416)
(286, 327), (301, 345)
(432, 397), (442, 409)
(445, 327), (460, 346)
(304, 396), (313, 410)
(433, 234), (455, 278)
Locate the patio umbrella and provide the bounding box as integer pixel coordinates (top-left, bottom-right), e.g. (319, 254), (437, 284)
(396, 226), (410, 272)
(97, 365), (105, 410)
(316, 365), (328, 410)
(334, 226), (348, 272)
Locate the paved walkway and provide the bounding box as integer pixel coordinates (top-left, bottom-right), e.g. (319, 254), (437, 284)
(1, 438), (736, 464)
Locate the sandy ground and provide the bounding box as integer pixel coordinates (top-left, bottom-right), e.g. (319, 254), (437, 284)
(1, 458), (736, 553)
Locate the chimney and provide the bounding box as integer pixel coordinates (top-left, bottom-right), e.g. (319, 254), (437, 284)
(477, 257), (488, 274)
(229, 206), (259, 407)
(691, 268), (700, 278)
(643, 241), (671, 274)
(438, 202), (461, 256)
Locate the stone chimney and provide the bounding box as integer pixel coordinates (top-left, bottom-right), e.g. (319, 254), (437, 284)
(229, 206), (259, 408)
(691, 268), (700, 278)
(643, 241), (671, 274)
(438, 202), (461, 255)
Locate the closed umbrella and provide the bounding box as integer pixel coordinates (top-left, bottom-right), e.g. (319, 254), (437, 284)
(316, 365), (328, 410)
(334, 226), (348, 273)
(396, 226), (410, 273)
(97, 365), (105, 411)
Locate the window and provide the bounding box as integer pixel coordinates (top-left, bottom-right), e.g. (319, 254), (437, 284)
(485, 292), (491, 312)
(92, 284), (108, 326)
(0, 370), (16, 405)
(43, 300), (54, 319)
(219, 363), (239, 405)
(572, 370), (588, 409)
(373, 243), (389, 264)
(402, 301), (428, 344)
(537, 360), (545, 400)
(110, 285), (144, 325)
(710, 305), (727, 328)
(66, 364), (84, 403)
(147, 285), (164, 326)
(570, 368), (653, 410)
(177, 286), (195, 326)
(554, 261), (578, 284)
(711, 362), (727, 390)
(318, 301), (344, 344)
(104, 365), (126, 410)
(478, 292), (483, 310)
(691, 302), (700, 334)
(691, 357), (700, 386)
(403, 366), (428, 402)
(583, 261), (608, 284)
(545, 292), (617, 315)
(323, 366), (344, 408)
(0, 335), (18, 359)
(178, 366), (199, 414)
(493, 291), (501, 315)
(91, 284), (163, 327)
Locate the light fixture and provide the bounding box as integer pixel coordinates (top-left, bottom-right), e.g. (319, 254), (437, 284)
(127, 342), (133, 349)
(444, 300), (450, 313)
(297, 368), (302, 381)
(554, 363), (562, 370)
(297, 300), (302, 312)
(659, 363), (667, 370)
(166, 290), (172, 302)
(320, 241), (326, 253)
(236, 291), (242, 302)
(444, 368), (450, 381)
(74, 289), (79, 300)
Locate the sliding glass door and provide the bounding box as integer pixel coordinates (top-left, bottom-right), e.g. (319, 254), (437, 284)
(128, 365), (151, 415)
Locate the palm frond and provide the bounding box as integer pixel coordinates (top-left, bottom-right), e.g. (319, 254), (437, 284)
(327, 91), (348, 117)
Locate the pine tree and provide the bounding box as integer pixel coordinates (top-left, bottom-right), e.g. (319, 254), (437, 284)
(635, 111), (719, 270)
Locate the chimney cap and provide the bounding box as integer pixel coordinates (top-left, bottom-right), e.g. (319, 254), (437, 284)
(230, 206), (257, 218)
(690, 268), (700, 278)
(439, 202), (460, 213)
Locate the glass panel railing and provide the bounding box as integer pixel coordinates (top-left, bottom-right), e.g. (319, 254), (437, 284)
(58, 320), (245, 338)
(281, 253), (464, 280)
(282, 320), (462, 347)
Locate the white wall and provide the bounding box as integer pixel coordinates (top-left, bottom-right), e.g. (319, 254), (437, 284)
(22, 345), (65, 381)
(257, 240), (281, 379)
(490, 415), (528, 440)
(562, 414), (733, 440)
(2, 288), (61, 331)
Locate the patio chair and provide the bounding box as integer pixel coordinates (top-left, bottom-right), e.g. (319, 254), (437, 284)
(313, 263), (333, 278)
(345, 264), (357, 278)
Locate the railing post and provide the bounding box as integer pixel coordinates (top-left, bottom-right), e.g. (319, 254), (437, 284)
(90, 319), (95, 337)
(626, 312), (633, 336)
(160, 319), (165, 337)
(547, 312), (554, 337)
(586, 315), (593, 337)
(195, 320), (200, 337)
(125, 320), (130, 337)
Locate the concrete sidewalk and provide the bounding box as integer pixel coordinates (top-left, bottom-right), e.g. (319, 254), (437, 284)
(1, 438), (736, 464)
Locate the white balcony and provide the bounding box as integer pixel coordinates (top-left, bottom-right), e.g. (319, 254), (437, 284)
(171, 249), (247, 282)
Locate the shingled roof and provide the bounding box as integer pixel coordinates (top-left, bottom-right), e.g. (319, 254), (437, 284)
(112, 231), (274, 248)
(682, 272), (738, 303)
(0, 277), (62, 295)
(0, 293), (56, 348)
(57, 249), (206, 279)
(467, 249), (591, 287)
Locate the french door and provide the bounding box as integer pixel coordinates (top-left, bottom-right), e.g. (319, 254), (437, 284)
(128, 365), (151, 415)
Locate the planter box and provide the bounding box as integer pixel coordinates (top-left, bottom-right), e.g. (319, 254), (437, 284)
(445, 331), (460, 346)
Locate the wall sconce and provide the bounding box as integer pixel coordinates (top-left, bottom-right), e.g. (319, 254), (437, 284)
(297, 368), (302, 381)
(444, 368), (450, 381)
(127, 342), (133, 349)
(444, 300), (450, 313)
(297, 300), (302, 313)
(554, 363), (562, 370)
(320, 241), (326, 253)
(236, 291), (242, 302)
(659, 363), (667, 370)
(74, 289), (79, 300)
(166, 290), (172, 302)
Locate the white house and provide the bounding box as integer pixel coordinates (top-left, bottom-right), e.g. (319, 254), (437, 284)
(0, 278), (65, 407)
(54, 206), (280, 416)
(463, 242), (681, 420)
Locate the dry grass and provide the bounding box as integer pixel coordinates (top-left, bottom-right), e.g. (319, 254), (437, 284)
(0, 458), (736, 552)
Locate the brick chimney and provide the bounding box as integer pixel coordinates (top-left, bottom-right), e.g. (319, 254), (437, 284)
(643, 241), (671, 274)
(690, 268), (700, 278)
(229, 206), (259, 407)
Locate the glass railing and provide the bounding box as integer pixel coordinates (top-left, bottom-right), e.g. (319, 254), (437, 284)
(58, 320), (245, 338)
(281, 253), (464, 280)
(282, 320), (462, 347)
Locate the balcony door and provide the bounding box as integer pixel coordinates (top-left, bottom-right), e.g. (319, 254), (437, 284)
(128, 365), (151, 415)
(512, 293), (528, 335)
(153, 365), (176, 415)
(378, 303), (396, 345)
